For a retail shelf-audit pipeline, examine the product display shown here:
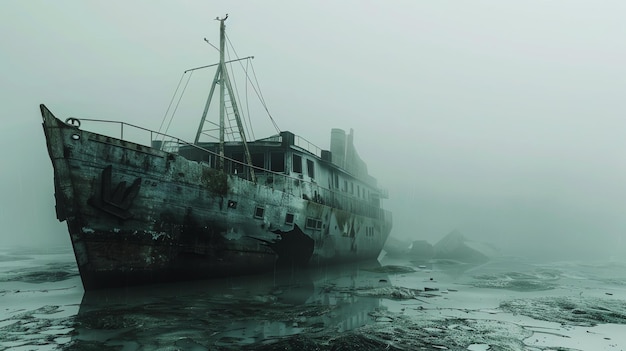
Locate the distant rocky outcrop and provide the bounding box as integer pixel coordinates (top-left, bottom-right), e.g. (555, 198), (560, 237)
(383, 230), (497, 264)
(433, 230), (490, 264)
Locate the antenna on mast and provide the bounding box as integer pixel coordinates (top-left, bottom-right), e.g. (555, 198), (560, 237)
(203, 38), (220, 52)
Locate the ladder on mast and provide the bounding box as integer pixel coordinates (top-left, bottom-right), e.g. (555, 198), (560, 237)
(194, 15), (256, 183)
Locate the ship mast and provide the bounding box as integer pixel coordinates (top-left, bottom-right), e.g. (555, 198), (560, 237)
(194, 15), (256, 182)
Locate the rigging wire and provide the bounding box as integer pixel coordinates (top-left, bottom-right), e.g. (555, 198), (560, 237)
(244, 59), (254, 140)
(226, 33), (281, 134)
(250, 62), (281, 133)
(159, 72), (186, 134)
(162, 33), (281, 145)
(163, 70), (194, 138)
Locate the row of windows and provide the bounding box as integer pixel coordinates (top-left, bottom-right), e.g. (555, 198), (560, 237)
(227, 151), (370, 200)
(252, 204), (373, 237)
(229, 152), (317, 179)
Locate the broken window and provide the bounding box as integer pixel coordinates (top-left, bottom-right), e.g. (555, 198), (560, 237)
(307, 159), (315, 179)
(270, 152), (285, 172)
(292, 154), (302, 173)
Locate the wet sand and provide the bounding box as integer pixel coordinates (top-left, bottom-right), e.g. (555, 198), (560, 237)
(1, 247), (626, 350)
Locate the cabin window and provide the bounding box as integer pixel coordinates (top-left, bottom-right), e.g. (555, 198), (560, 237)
(270, 152), (285, 172)
(305, 217), (322, 230)
(334, 173), (339, 188)
(357, 185), (360, 198)
(292, 154), (302, 173)
(254, 206), (265, 219)
(207, 154), (216, 168)
(252, 153), (265, 170)
(343, 180), (348, 192)
(285, 213), (294, 225)
(307, 159), (315, 179)
(350, 182), (354, 194)
(232, 152), (244, 174)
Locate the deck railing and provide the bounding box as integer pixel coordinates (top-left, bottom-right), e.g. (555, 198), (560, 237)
(293, 135), (322, 158)
(73, 118), (390, 221)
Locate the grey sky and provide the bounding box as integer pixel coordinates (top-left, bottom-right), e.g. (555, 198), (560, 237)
(2, 1), (625, 259)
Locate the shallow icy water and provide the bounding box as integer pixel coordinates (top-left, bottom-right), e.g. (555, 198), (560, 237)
(1, 247), (626, 350)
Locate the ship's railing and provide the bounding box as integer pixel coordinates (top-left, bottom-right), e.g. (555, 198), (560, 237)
(376, 187), (389, 199)
(294, 135), (322, 158)
(73, 118), (185, 152)
(73, 118), (390, 221)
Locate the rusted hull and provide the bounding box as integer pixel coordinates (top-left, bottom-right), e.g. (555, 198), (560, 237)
(41, 104), (392, 290)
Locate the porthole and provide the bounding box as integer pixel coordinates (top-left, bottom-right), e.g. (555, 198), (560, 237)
(254, 206), (265, 219)
(71, 134), (80, 140)
(65, 117), (81, 128)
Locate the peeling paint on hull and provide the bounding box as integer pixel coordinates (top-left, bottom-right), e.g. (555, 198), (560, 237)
(40, 104), (392, 290)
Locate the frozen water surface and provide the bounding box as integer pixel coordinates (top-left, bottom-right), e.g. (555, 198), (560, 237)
(1, 248), (626, 350)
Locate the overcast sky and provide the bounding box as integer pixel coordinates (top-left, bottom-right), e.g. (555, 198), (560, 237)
(2, 1), (625, 259)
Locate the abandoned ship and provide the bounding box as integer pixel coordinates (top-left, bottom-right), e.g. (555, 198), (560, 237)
(41, 16), (392, 290)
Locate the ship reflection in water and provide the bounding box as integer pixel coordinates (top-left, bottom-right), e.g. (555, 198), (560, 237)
(71, 261), (388, 350)
(4, 247), (626, 350)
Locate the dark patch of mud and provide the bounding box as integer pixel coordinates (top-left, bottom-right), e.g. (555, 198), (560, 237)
(471, 269), (561, 291)
(353, 286), (439, 299)
(0, 305), (75, 350)
(501, 296), (626, 327)
(248, 333), (398, 351)
(321, 281), (440, 300)
(0, 262), (78, 283)
(246, 309), (536, 351)
(361, 265), (415, 274)
(0, 255), (31, 262)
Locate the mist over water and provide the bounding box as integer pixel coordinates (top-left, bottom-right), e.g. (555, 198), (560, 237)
(3, 1), (626, 261)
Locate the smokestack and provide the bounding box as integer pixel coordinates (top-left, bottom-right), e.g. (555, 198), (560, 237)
(330, 128), (346, 168)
